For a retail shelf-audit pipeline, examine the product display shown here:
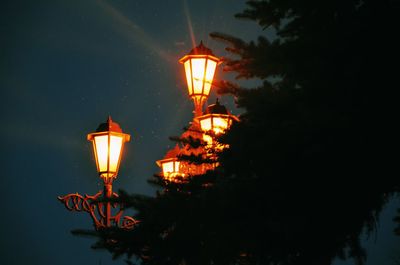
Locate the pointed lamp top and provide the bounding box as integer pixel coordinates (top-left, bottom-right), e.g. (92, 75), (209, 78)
(156, 144), (181, 167)
(187, 40), (215, 56)
(164, 144), (181, 159)
(205, 98), (229, 115)
(95, 116), (123, 133)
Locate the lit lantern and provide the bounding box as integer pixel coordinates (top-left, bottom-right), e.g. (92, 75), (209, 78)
(179, 41), (221, 117)
(87, 116), (131, 181)
(157, 158), (182, 180)
(196, 99), (239, 145)
(156, 145), (185, 180)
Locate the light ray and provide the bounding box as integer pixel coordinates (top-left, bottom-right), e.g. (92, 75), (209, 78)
(183, 0), (196, 49)
(96, 0), (173, 62)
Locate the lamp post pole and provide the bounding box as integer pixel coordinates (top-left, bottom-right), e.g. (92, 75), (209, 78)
(104, 179), (112, 227)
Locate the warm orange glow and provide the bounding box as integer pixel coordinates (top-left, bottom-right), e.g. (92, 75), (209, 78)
(204, 59), (217, 95)
(93, 135), (109, 173)
(179, 42), (221, 117)
(198, 114), (232, 135)
(89, 132), (129, 179)
(184, 60), (193, 95)
(162, 160), (180, 177)
(202, 134), (213, 146)
(87, 118), (130, 180)
(181, 55), (219, 99)
(213, 117), (229, 134)
(191, 58), (206, 94)
(196, 113), (239, 148)
(162, 161), (175, 175)
(199, 117), (212, 132)
(109, 135), (123, 172)
(157, 158), (184, 181)
(200, 116), (229, 135)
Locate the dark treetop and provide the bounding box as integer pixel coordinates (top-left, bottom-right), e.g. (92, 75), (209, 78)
(69, 1), (400, 265)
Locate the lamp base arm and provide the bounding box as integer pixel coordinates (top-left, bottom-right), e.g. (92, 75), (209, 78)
(58, 191), (139, 230)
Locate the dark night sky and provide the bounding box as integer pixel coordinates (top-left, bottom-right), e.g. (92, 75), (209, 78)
(1, 1), (399, 264)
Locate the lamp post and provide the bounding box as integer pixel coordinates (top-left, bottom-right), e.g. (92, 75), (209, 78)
(157, 42), (237, 181)
(58, 117), (138, 230)
(179, 41), (221, 117)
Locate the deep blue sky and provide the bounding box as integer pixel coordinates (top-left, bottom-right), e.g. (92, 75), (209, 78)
(1, 1), (399, 264)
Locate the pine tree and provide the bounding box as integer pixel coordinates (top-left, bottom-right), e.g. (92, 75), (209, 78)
(208, 1), (399, 264)
(78, 1), (400, 265)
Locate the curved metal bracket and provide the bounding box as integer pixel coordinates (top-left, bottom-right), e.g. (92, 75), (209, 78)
(58, 191), (139, 230)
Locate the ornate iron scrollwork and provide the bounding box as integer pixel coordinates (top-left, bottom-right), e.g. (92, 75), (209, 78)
(58, 191), (139, 230)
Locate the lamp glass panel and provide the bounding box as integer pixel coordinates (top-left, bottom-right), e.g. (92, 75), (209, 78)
(162, 161), (175, 176)
(203, 59), (217, 96)
(191, 58), (206, 94)
(200, 117), (212, 132)
(109, 135), (123, 172)
(184, 60), (193, 95)
(94, 135), (109, 172)
(213, 117), (229, 134)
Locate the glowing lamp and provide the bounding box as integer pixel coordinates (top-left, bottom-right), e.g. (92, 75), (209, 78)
(196, 99), (239, 144)
(179, 41), (221, 116)
(156, 145), (183, 179)
(157, 158), (182, 179)
(87, 117), (130, 181)
(156, 145), (184, 180)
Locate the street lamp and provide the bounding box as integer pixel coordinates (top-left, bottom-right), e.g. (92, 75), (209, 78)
(157, 41), (238, 181)
(58, 117), (138, 230)
(179, 41), (221, 117)
(196, 99), (239, 146)
(156, 145), (185, 181)
(157, 122), (215, 181)
(87, 116), (130, 183)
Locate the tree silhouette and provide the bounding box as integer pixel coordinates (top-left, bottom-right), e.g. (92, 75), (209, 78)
(395, 209), (400, 236)
(78, 1), (400, 265)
